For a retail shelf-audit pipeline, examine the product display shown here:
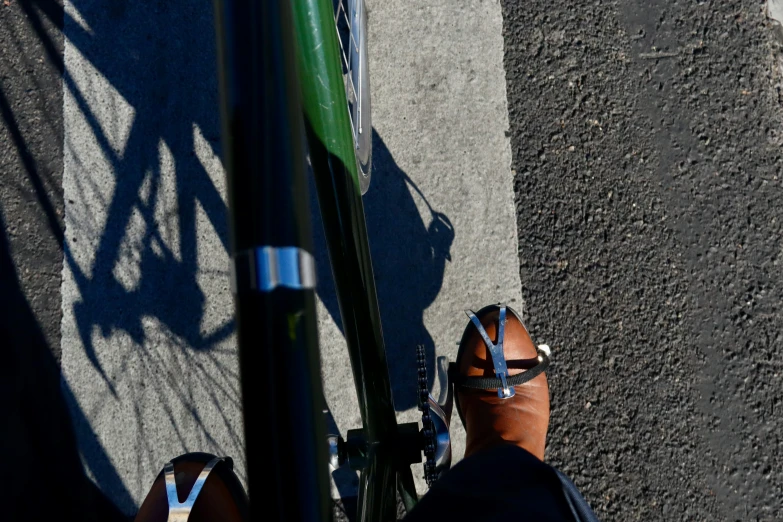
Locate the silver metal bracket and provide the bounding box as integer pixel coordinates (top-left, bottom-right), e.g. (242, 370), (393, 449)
(466, 305), (515, 399)
(327, 434), (346, 469)
(231, 246), (316, 293)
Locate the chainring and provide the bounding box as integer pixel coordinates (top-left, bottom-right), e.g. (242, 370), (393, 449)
(417, 344), (437, 487)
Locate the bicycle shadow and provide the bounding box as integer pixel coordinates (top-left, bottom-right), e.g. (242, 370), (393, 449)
(54, 0), (239, 514)
(312, 130), (454, 412)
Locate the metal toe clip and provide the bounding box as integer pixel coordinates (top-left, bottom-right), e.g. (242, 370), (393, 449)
(466, 305), (515, 399)
(164, 457), (223, 522)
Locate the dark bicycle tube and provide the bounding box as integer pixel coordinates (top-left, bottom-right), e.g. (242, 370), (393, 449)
(358, 445), (398, 522)
(211, 0), (330, 521)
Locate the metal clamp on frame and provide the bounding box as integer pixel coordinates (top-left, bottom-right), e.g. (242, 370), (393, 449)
(465, 305), (515, 399)
(231, 246), (316, 293)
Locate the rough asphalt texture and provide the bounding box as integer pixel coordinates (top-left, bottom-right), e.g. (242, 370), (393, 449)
(503, 0), (783, 520)
(0, 2), (126, 521)
(0, 0), (64, 358)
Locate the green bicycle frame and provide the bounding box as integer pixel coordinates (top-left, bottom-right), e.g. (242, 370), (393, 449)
(292, 0), (419, 519)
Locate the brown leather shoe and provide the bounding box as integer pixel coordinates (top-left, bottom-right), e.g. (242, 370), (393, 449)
(455, 304), (550, 460)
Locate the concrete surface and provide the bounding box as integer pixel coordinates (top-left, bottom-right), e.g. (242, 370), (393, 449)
(769, 0), (783, 28)
(60, 1), (241, 514)
(58, 0), (519, 513)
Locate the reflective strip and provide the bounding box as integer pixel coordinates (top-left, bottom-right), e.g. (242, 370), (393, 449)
(232, 246), (316, 293)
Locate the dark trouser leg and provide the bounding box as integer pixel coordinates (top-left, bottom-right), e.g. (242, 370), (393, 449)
(404, 445), (600, 522)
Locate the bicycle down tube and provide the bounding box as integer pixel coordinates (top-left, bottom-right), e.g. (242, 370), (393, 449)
(213, 0), (416, 520)
(212, 0), (331, 521)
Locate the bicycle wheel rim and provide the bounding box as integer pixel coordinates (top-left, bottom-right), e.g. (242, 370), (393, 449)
(335, 0), (372, 193)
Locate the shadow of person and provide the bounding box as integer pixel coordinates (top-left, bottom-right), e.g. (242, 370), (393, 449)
(312, 129), (454, 412)
(0, 209), (129, 521)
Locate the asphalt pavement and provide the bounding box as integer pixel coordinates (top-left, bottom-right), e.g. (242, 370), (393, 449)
(1, 1), (126, 520)
(3, 0), (783, 520)
(0, 0), (63, 358)
(503, 0), (783, 519)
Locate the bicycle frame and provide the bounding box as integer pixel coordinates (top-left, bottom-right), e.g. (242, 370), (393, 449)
(212, 0), (418, 520)
(212, 0), (330, 520)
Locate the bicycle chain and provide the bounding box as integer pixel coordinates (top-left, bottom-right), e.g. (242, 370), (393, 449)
(417, 344), (437, 487)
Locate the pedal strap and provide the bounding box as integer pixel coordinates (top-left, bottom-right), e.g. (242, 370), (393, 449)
(448, 348), (550, 391)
